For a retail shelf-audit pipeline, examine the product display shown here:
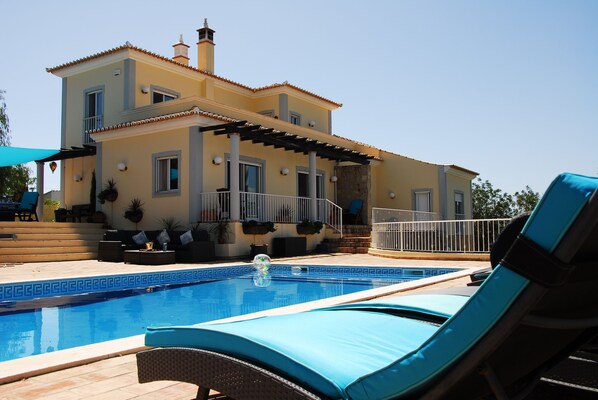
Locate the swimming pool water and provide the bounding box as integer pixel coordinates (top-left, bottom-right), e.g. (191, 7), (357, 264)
(0, 265), (456, 362)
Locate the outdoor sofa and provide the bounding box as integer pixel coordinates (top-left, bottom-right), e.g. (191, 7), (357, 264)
(98, 229), (215, 263)
(137, 172), (598, 399)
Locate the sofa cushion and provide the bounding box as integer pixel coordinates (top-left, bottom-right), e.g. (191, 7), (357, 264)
(180, 230), (193, 246)
(156, 230), (170, 246)
(132, 231), (149, 245)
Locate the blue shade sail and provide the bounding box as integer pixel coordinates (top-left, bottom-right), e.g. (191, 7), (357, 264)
(0, 146), (60, 167)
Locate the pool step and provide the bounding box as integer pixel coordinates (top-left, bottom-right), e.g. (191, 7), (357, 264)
(0, 222), (105, 263)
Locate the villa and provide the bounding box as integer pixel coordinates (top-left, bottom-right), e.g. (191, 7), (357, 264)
(44, 20), (477, 258)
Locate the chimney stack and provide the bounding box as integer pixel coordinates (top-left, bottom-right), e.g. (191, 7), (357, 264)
(197, 18), (215, 73)
(172, 34), (190, 66)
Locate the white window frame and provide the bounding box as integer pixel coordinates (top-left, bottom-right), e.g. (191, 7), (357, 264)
(151, 86), (179, 104)
(290, 112), (301, 126)
(153, 151), (181, 196)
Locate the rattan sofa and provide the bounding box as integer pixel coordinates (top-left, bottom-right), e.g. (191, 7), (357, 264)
(98, 229), (215, 263)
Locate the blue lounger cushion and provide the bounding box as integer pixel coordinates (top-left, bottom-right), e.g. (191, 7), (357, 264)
(147, 310), (440, 399)
(320, 293), (470, 319)
(146, 172), (598, 399)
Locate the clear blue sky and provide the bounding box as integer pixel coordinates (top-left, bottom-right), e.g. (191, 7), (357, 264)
(2, 0), (597, 195)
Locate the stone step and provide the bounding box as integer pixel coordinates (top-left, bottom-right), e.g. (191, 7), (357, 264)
(0, 221), (105, 263)
(1, 252), (98, 264)
(0, 245), (98, 255)
(0, 239), (99, 248)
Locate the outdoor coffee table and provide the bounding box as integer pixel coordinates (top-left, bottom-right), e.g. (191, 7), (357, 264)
(124, 250), (176, 265)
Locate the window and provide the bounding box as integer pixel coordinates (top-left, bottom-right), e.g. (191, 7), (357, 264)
(84, 88), (103, 142)
(454, 191), (465, 219)
(290, 112), (301, 126)
(154, 152), (180, 195)
(258, 110), (275, 118)
(414, 190), (431, 221)
(152, 90), (177, 104)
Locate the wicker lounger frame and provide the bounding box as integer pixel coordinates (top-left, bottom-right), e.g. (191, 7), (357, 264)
(137, 347), (324, 400)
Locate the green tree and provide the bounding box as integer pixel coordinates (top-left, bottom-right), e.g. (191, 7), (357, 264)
(513, 185), (540, 215)
(472, 178), (514, 219)
(0, 90), (33, 198)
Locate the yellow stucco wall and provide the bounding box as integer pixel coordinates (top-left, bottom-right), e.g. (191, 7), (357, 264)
(135, 63), (202, 108)
(64, 62), (125, 148)
(98, 127), (190, 229)
(287, 96), (329, 132)
(371, 151), (441, 212)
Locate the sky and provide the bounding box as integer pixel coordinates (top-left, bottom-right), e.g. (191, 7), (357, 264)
(1, 0), (597, 195)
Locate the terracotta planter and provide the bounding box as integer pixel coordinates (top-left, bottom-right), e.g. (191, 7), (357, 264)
(243, 225), (271, 235)
(296, 225), (317, 235)
(250, 244), (268, 258)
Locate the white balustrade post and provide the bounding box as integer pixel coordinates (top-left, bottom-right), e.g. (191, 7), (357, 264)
(309, 151), (317, 221)
(230, 133), (240, 221)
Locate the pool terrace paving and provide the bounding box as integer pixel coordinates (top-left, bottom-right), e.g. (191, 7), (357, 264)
(0, 254), (488, 399)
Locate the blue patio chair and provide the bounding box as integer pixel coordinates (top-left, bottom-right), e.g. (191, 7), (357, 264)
(342, 199), (363, 225)
(15, 191), (39, 221)
(137, 173), (598, 400)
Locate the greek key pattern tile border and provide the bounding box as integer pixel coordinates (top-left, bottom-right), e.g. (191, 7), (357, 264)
(0, 265), (251, 301)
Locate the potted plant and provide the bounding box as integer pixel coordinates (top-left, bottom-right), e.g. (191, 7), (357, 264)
(97, 178), (118, 204)
(210, 219), (231, 244)
(124, 198), (144, 223)
(296, 219), (324, 235)
(242, 220), (276, 235)
(277, 205), (294, 223)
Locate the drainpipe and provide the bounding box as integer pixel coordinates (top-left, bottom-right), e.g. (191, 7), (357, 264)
(230, 133), (240, 221)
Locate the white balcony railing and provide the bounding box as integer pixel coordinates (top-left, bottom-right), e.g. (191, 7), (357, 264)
(83, 115), (103, 143)
(199, 191), (342, 233)
(371, 218), (510, 253)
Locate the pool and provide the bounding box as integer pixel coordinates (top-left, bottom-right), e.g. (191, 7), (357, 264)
(0, 264), (457, 362)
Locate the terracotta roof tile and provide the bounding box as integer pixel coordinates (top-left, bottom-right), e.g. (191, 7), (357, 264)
(47, 43), (342, 107)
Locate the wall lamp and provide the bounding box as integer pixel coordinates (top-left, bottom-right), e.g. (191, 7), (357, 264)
(389, 191), (396, 199)
(330, 175), (338, 183)
(140, 85), (150, 94)
(280, 167), (289, 176)
(212, 156), (223, 165)
(117, 162), (128, 172)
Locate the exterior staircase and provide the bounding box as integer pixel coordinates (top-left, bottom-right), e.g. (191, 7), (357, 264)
(0, 222), (105, 263)
(323, 225), (371, 254)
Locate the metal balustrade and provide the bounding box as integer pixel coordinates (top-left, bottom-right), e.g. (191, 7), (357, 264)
(198, 191), (342, 234)
(371, 217), (510, 253)
(83, 116), (103, 143)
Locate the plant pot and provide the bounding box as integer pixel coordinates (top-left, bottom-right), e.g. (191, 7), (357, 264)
(92, 211), (107, 224)
(243, 225), (271, 235)
(126, 213), (143, 223)
(105, 191), (118, 202)
(250, 244), (268, 258)
(296, 225), (317, 235)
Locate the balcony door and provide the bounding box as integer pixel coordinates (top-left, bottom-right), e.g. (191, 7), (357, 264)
(228, 161), (262, 220)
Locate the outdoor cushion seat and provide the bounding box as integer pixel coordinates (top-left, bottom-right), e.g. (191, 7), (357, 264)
(138, 172), (598, 400)
(14, 191), (39, 221)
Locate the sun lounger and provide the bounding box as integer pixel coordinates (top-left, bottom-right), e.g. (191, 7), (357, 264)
(137, 172), (598, 400)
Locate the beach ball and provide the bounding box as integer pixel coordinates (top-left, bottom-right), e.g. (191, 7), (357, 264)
(253, 253), (271, 271)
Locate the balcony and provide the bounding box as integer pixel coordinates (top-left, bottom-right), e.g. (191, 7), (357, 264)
(83, 115), (103, 143)
(199, 191), (342, 233)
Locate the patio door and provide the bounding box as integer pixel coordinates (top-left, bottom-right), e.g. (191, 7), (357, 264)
(297, 171), (323, 221)
(228, 161), (262, 220)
